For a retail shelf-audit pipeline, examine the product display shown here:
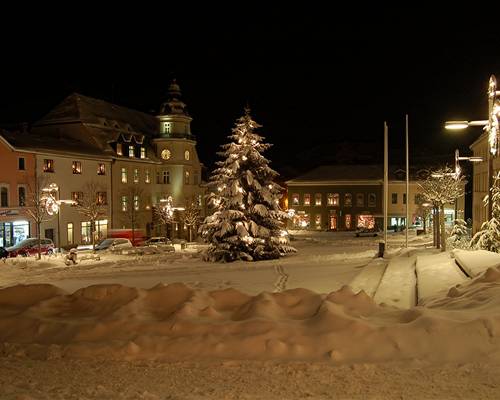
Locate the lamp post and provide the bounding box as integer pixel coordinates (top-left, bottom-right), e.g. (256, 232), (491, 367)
(445, 74), (500, 222)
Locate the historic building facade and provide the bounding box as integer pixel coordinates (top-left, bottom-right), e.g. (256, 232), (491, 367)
(0, 80), (205, 248)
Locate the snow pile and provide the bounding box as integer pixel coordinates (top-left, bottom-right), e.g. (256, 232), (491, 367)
(453, 249), (500, 277)
(2, 267), (500, 364)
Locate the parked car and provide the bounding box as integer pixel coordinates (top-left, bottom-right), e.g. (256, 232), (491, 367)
(355, 227), (379, 237)
(6, 238), (55, 257)
(94, 238), (133, 252)
(0, 246), (8, 259)
(144, 237), (175, 252)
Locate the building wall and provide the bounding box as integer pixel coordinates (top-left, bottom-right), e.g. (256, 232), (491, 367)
(0, 138), (36, 246)
(36, 154), (112, 247)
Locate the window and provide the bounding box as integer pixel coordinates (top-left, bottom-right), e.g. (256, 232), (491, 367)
(133, 168), (139, 183)
(392, 193), (398, 204)
(315, 214), (321, 228)
(315, 193), (322, 206)
(140, 147), (146, 159)
(129, 145), (135, 158)
(145, 169), (150, 183)
(356, 193), (364, 207)
(368, 193), (376, 207)
(0, 187), (8, 207)
(121, 168), (127, 183)
(18, 187), (26, 207)
(97, 163), (106, 175)
(163, 170), (170, 184)
(121, 196), (128, 211)
(71, 192), (83, 205)
(18, 157), (25, 170)
(116, 143), (123, 156)
(198, 194), (203, 207)
(97, 192), (107, 205)
(43, 159), (54, 173)
(67, 223), (74, 244)
(194, 171), (199, 185)
(403, 193), (407, 205)
(81, 219), (108, 245)
(292, 193), (299, 205)
(327, 193), (339, 206)
(72, 161), (82, 174)
(164, 122), (171, 134)
(344, 193), (352, 207)
(185, 171), (190, 185)
(345, 214), (352, 230)
(133, 195), (139, 211)
(184, 150), (190, 161)
(304, 194), (311, 206)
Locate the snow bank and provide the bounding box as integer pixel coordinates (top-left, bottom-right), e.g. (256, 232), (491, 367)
(453, 249), (500, 277)
(2, 267), (500, 365)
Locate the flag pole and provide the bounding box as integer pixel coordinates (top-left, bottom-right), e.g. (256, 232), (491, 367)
(382, 121), (388, 255)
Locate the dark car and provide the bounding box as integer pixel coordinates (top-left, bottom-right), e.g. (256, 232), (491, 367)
(6, 238), (55, 257)
(144, 237), (175, 252)
(355, 227), (379, 237)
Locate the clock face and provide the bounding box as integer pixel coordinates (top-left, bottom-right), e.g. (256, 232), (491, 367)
(161, 149), (171, 160)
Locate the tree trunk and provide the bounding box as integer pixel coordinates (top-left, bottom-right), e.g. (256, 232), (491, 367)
(423, 214), (427, 234)
(435, 207), (441, 249)
(91, 220), (96, 250)
(37, 222), (42, 260)
(440, 204), (446, 252)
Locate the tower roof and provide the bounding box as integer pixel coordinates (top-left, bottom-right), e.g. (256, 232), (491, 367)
(159, 79), (189, 116)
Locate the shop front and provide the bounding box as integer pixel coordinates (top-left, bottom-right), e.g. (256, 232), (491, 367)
(0, 219), (30, 247)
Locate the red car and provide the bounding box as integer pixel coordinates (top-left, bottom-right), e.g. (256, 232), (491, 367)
(6, 238), (55, 257)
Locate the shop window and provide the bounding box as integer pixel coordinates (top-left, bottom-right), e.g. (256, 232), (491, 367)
(344, 193), (352, 207)
(81, 219), (108, 245)
(18, 157), (25, 171)
(304, 194), (311, 206)
(292, 213), (310, 228)
(292, 193), (299, 205)
(97, 163), (106, 175)
(329, 210), (337, 230)
(43, 159), (54, 173)
(18, 187), (26, 207)
(72, 161), (82, 174)
(0, 187), (8, 207)
(392, 193), (398, 204)
(345, 214), (352, 229)
(357, 215), (375, 229)
(315, 193), (322, 206)
(315, 214), (321, 229)
(121, 168), (127, 183)
(356, 193), (364, 207)
(368, 193), (376, 207)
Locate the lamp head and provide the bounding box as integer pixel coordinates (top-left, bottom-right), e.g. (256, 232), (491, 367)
(445, 121), (469, 130)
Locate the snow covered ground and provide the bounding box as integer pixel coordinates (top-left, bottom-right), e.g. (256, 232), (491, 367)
(2, 231), (500, 399)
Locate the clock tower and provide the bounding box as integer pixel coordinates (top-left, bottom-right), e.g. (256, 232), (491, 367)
(153, 80), (203, 212)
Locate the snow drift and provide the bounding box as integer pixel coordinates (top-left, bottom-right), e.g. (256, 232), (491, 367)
(2, 267), (500, 364)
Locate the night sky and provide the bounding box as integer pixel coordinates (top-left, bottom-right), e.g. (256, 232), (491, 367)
(2, 9), (500, 181)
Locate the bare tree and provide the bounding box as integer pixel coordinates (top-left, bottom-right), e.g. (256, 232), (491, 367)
(24, 175), (53, 260)
(153, 195), (176, 239)
(120, 186), (146, 245)
(419, 166), (465, 251)
(182, 199), (201, 242)
(75, 181), (108, 250)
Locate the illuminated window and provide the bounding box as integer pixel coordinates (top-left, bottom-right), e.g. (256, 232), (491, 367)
(121, 168), (127, 183)
(327, 193), (339, 206)
(97, 192), (107, 205)
(344, 193), (352, 207)
(164, 122), (171, 134)
(97, 163), (106, 175)
(304, 194), (311, 206)
(184, 150), (190, 161)
(121, 196), (128, 211)
(292, 193), (299, 205)
(368, 193), (376, 207)
(71, 191), (83, 205)
(145, 169), (150, 183)
(129, 145), (135, 158)
(185, 171), (190, 184)
(67, 223), (74, 244)
(43, 159), (54, 173)
(140, 147), (146, 159)
(315, 214), (321, 228)
(133, 168), (139, 183)
(345, 214), (352, 229)
(315, 193), (322, 206)
(72, 161), (82, 174)
(133, 195), (139, 211)
(198, 194), (202, 207)
(116, 143), (123, 156)
(356, 193), (364, 207)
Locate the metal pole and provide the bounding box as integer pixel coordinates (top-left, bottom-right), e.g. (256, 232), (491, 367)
(405, 114), (409, 248)
(57, 189), (61, 253)
(384, 121), (388, 247)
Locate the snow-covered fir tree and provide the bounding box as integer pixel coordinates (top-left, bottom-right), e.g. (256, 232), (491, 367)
(199, 108), (296, 262)
(447, 219), (470, 249)
(470, 173), (500, 252)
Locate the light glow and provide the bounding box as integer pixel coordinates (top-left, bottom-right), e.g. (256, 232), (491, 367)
(445, 121), (469, 130)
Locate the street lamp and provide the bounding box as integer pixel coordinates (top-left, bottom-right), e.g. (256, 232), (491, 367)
(445, 74), (500, 221)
